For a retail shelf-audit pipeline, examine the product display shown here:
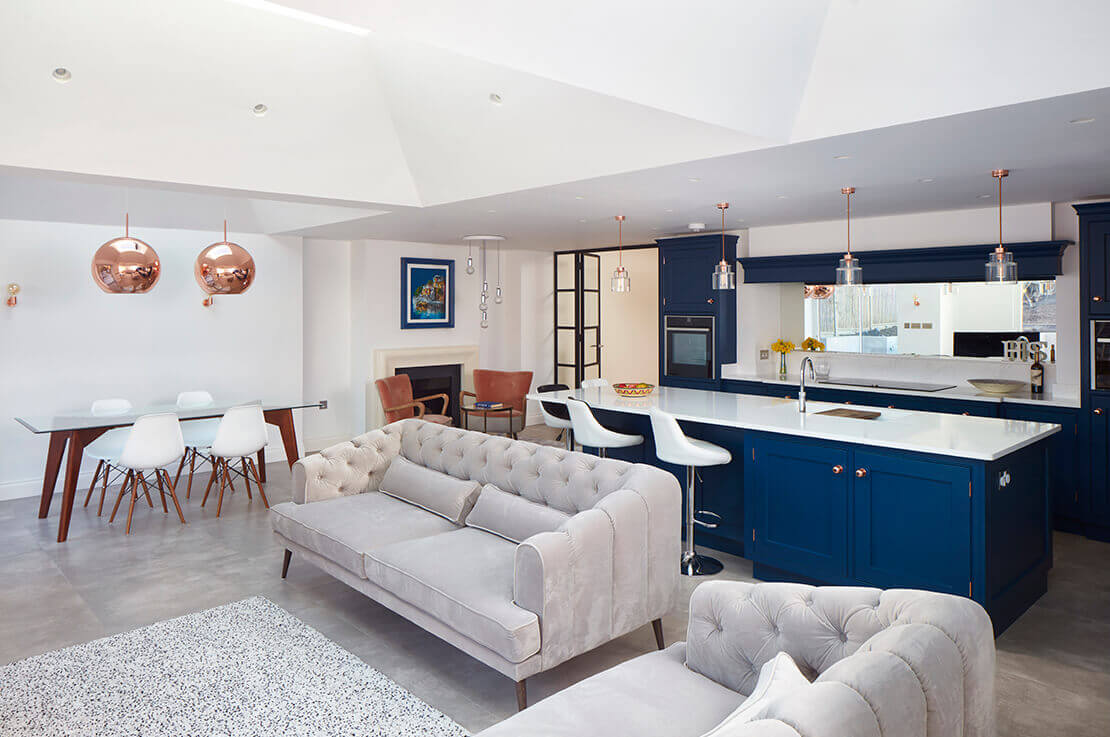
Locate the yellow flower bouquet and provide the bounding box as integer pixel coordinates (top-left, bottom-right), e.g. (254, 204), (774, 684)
(771, 339), (795, 379)
(802, 337), (826, 352)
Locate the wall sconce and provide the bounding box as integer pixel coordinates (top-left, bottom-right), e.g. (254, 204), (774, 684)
(6, 283), (19, 307)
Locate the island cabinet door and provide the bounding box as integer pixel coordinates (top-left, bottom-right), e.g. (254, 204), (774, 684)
(1000, 404), (1081, 522)
(1090, 397), (1110, 523)
(851, 450), (972, 596)
(748, 436), (849, 581)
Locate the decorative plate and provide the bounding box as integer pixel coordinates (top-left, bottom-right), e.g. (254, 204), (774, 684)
(967, 378), (1026, 395)
(612, 382), (655, 397)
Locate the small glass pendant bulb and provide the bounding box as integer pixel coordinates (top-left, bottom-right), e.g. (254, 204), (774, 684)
(985, 169), (1017, 283)
(494, 285), (503, 304)
(480, 292), (488, 306)
(466, 256), (475, 275)
(480, 309), (489, 329)
(610, 214), (631, 293)
(712, 202), (736, 290)
(835, 187), (861, 286)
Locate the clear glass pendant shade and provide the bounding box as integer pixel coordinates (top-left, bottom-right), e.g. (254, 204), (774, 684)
(985, 248), (1017, 283)
(712, 260), (736, 290)
(611, 265), (631, 292)
(494, 286), (503, 303)
(835, 253), (862, 286)
(465, 256), (475, 275)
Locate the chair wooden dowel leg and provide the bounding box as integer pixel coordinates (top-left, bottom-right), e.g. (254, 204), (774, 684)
(215, 459), (227, 517)
(241, 458), (253, 499)
(515, 679), (527, 711)
(173, 452), (187, 489)
(138, 473), (153, 508)
(186, 449), (197, 499)
(281, 549), (292, 579)
(98, 462), (110, 516)
(652, 618), (665, 650)
(125, 477), (139, 534)
(201, 460), (218, 507)
(163, 470), (186, 525)
(85, 460), (104, 507)
(109, 471), (132, 523)
(155, 468), (169, 513)
(248, 458), (269, 508)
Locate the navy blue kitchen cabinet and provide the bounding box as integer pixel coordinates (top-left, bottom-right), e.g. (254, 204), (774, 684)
(1088, 396), (1110, 531)
(1001, 403), (1082, 526)
(747, 435), (849, 581)
(852, 449), (970, 596)
(1084, 219), (1110, 316)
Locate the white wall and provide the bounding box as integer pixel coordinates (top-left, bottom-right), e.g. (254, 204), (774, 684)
(598, 249), (659, 385)
(302, 239), (353, 450)
(0, 218), (303, 501)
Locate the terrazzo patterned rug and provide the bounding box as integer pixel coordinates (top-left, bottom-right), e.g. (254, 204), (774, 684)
(0, 597), (468, 737)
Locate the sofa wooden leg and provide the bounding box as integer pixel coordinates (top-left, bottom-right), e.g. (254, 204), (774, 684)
(515, 679), (527, 711)
(281, 549), (292, 579)
(652, 618), (665, 650)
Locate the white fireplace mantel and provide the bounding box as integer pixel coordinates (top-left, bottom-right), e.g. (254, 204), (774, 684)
(368, 345), (480, 428)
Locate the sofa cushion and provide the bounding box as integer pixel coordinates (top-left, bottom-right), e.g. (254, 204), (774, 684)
(700, 652), (809, 735)
(270, 494), (457, 578)
(364, 528), (540, 663)
(475, 644), (745, 737)
(465, 484), (571, 543)
(378, 456), (481, 524)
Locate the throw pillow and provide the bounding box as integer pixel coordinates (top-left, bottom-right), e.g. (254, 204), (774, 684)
(378, 456), (480, 525)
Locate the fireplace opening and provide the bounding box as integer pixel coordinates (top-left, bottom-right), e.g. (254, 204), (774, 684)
(395, 363), (462, 427)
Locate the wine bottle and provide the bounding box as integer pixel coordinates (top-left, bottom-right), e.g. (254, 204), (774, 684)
(1030, 350), (1045, 395)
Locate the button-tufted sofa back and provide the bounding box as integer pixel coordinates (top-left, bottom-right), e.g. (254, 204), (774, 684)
(686, 581), (996, 737)
(295, 418), (662, 516)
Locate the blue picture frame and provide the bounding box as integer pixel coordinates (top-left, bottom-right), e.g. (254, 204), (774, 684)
(400, 257), (455, 329)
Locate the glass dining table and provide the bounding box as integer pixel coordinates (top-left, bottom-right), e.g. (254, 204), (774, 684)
(15, 398), (327, 543)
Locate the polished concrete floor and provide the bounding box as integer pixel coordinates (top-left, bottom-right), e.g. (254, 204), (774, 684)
(2, 430), (1109, 735)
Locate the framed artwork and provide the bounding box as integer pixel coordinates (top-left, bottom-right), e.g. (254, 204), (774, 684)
(400, 257), (454, 329)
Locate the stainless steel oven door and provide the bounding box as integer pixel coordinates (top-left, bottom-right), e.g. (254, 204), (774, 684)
(665, 316), (715, 380)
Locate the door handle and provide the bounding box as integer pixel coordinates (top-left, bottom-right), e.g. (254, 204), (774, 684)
(1096, 408), (1104, 415)
(832, 465), (844, 475)
(706, 298), (715, 304)
(855, 468), (868, 478)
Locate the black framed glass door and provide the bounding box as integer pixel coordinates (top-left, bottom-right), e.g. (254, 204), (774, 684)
(554, 252), (602, 387)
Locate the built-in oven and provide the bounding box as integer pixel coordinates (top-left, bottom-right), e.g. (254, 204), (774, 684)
(664, 315), (715, 380)
(1092, 321), (1110, 390)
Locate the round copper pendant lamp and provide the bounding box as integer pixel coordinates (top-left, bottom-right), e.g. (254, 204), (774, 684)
(91, 214), (161, 294)
(195, 220), (255, 300)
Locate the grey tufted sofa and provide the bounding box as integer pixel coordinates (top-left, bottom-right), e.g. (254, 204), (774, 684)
(269, 418), (681, 708)
(477, 580), (996, 737)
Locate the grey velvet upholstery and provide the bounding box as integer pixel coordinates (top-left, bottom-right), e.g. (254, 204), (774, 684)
(269, 493), (456, 578)
(378, 456), (481, 524)
(466, 483), (571, 543)
(475, 581), (995, 737)
(364, 528), (541, 663)
(275, 418), (681, 684)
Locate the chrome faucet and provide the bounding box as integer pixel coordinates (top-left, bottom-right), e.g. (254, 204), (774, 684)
(798, 356), (816, 413)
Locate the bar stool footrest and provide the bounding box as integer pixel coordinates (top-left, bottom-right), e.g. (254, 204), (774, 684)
(693, 510), (722, 529)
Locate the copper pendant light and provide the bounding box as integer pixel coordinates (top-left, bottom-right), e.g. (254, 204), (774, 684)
(985, 169), (1017, 283)
(711, 202), (735, 290)
(195, 220), (256, 304)
(835, 187), (862, 286)
(611, 215), (631, 292)
(91, 213), (161, 294)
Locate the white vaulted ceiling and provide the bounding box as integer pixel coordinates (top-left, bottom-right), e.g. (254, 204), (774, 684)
(2, 0), (1110, 246)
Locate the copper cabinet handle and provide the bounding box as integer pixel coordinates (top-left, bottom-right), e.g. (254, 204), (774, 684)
(1095, 296), (1103, 302)
(962, 412), (970, 416)
(1096, 408), (1104, 415)
(855, 468), (868, 478)
(832, 465), (844, 475)
(707, 298), (715, 304)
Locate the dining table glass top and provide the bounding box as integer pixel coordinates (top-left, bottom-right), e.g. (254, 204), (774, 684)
(14, 398), (325, 434)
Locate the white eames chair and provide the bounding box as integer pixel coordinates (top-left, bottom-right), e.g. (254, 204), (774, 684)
(565, 398), (643, 458)
(201, 404), (270, 517)
(173, 390), (219, 499)
(83, 398), (133, 516)
(649, 407), (731, 576)
(108, 413), (187, 534)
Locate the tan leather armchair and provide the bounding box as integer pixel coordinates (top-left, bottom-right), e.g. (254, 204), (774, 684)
(375, 375), (451, 425)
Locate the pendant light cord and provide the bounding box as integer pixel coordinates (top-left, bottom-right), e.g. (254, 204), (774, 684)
(998, 173), (1003, 249)
(846, 190), (851, 256)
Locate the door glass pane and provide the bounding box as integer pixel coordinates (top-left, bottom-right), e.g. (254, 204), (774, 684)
(557, 292), (576, 326)
(557, 253), (575, 289)
(557, 366), (577, 387)
(583, 291), (599, 324)
(583, 255), (599, 286)
(557, 329), (576, 364)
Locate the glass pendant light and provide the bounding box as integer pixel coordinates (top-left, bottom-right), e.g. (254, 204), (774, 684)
(835, 187), (862, 286)
(465, 240), (475, 275)
(985, 169), (1017, 283)
(711, 202), (736, 290)
(611, 215), (631, 292)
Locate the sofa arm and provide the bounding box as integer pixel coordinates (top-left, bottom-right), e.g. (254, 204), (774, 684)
(291, 428), (402, 504)
(514, 508), (614, 669)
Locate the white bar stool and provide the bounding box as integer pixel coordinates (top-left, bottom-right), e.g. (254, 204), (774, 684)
(565, 398), (643, 458)
(174, 390), (219, 499)
(84, 398), (134, 515)
(649, 407), (731, 576)
(536, 383), (573, 450)
(581, 378), (609, 389)
(108, 413), (187, 534)
(201, 404), (270, 517)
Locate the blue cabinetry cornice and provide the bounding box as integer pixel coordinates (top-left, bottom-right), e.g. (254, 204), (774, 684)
(737, 240), (1071, 284)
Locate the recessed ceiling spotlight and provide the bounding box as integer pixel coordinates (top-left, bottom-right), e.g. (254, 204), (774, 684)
(252, 103), (268, 117)
(776, 195), (787, 199)
(52, 67), (71, 83)
(978, 194), (992, 199)
(833, 154), (851, 160)
(918, 177), (935, 183)
(1069, 117), (1095, 125)
(487, 209), (497, 213)
(687, 177), (701, 183)
(664, 208), (673, 212)
(578, 218), (587, 223)
(489, 93), (503, 105)
(574, 195), (585, 200)
(736, 218), (745, 223)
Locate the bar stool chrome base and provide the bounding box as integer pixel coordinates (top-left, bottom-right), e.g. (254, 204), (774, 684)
(681, 551), (723, 576)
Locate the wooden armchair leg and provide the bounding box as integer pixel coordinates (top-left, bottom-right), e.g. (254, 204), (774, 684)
(515, 679), (527, 711)
(652, 618), (665, 650)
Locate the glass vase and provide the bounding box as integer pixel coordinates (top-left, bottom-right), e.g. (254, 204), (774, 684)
(778, 352), (788, 380)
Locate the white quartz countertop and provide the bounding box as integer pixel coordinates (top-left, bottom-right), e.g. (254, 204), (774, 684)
(719, 369), (1081, 409)
(528, 385), (1061, 461)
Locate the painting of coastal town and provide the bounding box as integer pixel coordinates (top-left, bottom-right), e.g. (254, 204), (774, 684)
(401, 257), (454, 329)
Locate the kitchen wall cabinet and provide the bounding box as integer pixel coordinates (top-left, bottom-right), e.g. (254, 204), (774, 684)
(1084, 220), (1110, 315)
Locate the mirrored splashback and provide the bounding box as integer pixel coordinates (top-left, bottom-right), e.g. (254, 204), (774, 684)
(800, 280), (1056, 358)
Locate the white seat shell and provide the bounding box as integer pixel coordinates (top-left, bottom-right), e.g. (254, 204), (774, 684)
(649, 408), (731, 467)
(209, 404), (269, 459)
(85, 398), (133, 462)
(118, 413), (186, 471)
(565, 398), (643, 450)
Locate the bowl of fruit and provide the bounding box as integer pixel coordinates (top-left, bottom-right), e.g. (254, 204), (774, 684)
(612, 382), (655, 398)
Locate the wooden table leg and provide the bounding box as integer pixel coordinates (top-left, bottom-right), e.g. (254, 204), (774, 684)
(38, 431), (68, 518)
(257, 448), (266, 483)
(263, 408), (299, 470)
(57, 430), (84, 543)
